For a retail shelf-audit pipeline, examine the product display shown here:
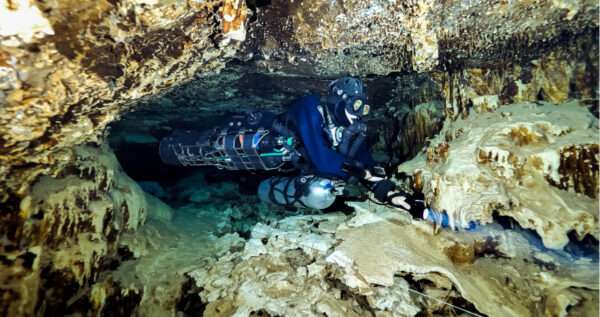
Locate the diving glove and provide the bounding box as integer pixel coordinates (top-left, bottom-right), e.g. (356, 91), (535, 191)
(371, 179), (396, 202)
(371, 165), (387, 177)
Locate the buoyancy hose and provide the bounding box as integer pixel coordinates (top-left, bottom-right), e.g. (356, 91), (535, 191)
(338, 122), (367, 158)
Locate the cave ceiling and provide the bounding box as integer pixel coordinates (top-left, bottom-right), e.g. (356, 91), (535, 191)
(241, 0), (598, 76)
(0, 0), (598, 210)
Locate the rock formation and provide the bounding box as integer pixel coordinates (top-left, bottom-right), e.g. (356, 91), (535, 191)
(0, 0), (248, 202)
(187, 204), (599, 316)
(399, 100), (598, 249)
(1, 144), (172, 315)
(0, 0), (598, 315)
(435, 39), (598, 120)
(243, 0), (597, 75)
(2, 0), (597, 201)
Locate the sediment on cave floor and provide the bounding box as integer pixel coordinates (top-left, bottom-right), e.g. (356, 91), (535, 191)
(1, 0), (599, 316)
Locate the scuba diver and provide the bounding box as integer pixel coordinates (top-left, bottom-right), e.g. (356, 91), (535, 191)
(159, 77), (452, 228)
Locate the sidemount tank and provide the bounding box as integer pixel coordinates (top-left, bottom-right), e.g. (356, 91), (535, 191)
(257, 176), (338, 210)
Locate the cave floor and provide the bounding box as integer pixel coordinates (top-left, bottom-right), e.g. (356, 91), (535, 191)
(109, 193), (598, 316)
(112, 207), (229, 317)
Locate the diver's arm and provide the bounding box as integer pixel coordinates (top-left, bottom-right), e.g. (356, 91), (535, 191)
(289, 96), (377, 181)
(350, 131), (395, 184)
(352, 140), (376, 168)
(292, 97), (349, 179)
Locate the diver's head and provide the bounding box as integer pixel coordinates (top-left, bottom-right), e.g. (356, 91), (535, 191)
(326, 76), (370, 125)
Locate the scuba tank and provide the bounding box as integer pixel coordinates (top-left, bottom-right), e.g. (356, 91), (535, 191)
(258, 175), (338, 209)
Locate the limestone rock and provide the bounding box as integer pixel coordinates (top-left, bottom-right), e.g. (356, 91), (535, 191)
(187, 214), (382, 317)
(187, 203), (598, 317)
(244, 0), (598, 76)
(0, 0), (54, 46)
(385, 100), (444, 162)
(400, 101), (599, 249)
(0, 0), (247, 202)
(113, 217), (245, 317)
(0, 144), (168, 315)
(334, 207), (598, 316)
(435, 41), (599, 120)
(145, 193), (173, 222)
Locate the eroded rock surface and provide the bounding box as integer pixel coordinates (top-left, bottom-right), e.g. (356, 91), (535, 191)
(0, 0), (247, 202)
(99, 170), (304, 316)
(187, 203), (598, 317)
(436, 40), (599, 119)
(244, 0), (598, 75)
(400, 101), (599, 249)
(1, 144), (171, 316)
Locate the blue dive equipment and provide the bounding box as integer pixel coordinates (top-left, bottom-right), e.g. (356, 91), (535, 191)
(338, 122), (367, 158)
(423, 208), (478, 231)
(258, 175), (339, 209)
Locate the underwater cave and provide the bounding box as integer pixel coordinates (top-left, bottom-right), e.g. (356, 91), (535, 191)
(1, 0), (599, 316)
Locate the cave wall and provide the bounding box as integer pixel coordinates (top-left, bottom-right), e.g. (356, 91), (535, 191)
(1, 0), (244, 315)
(434, 37), (598, 120)
(241, 0), (598, 75)
(1, 144), (172, 316)
(0, 0), (247, 203)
